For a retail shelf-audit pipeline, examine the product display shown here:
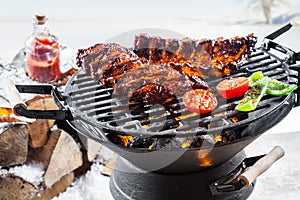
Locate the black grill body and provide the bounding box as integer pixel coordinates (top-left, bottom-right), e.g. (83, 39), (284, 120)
(63, 40), (299, 172)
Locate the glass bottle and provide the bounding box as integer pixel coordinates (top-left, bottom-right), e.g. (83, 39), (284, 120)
(24, 12), (61, 83)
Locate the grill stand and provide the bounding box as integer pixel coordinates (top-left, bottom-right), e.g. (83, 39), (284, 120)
(110, 151), (255, 200)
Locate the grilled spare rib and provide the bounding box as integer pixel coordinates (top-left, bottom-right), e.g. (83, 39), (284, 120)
(134, 33), (257, 76)
(76, 43), (208, 92)
(77, 43), (139, 81)
(76, 33), (256, 108)
(114, 63), (208, 98)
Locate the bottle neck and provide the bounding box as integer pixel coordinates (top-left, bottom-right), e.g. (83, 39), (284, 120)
(32, 21), (50, 38)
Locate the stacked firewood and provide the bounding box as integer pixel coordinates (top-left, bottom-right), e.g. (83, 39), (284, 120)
(0, 95), (115, 200)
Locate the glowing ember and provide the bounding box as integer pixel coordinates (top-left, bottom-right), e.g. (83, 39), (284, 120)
(230, 117), (239, 123)
(175, 112), (198, 121)
(117, 135), (133, 147)
(199, 157), (213, 167)
(142, 124), (150, 128)
(181, 139), (191, 148)
(0, 107), (12, 116)
(198, 150), (213, 167)
(215, 135), (223, 143)
(147, 144), (153, 150)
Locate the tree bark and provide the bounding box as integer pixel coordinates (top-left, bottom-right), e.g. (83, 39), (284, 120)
(0, 124), (29, 167)
(0, 174), (37, 200)
(26, 95), (58, 148)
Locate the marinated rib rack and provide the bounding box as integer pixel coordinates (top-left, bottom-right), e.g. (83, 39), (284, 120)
(66, 42), (300, 145)
(133, 33), (257, 76)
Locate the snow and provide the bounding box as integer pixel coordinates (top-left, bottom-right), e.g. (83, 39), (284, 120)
(245, 131), (300, 200)
(53, 164), (112, 200)
(0, 161), (44, 186)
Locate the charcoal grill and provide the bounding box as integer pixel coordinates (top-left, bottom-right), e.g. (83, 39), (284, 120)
(2, 23), (300, 199)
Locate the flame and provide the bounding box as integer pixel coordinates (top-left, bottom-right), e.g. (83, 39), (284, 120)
(147, 144), (153, 150)
(117, 135), (133, 147)
(142, 124), (150, 128)
(0, 107), (12, 116)
(215, 135), (223, 143)
(230, 117), (239, 123)
(181, 139), (191, 148)
(199, 157), (213, 167)
(198, 150), (213, 167)
(175, 112), (198, 121)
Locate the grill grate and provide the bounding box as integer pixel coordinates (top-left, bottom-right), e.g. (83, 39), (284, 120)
(65, 43), (300, 140)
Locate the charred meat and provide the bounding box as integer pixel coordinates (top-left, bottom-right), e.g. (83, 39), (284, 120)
(133, 33), (257, 76)
(114, 63), (208, 98)
(76, 33), (256, 108)
(76, 43), (139, 81)
(77, 43), (208, 93)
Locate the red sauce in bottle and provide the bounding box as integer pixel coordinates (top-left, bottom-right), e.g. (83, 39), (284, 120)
(27, 36), (61, 83)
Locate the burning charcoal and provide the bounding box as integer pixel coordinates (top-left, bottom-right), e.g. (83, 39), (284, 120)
(191, 135), (216, 148)
(152, 137), (182, 150)
(127, 137), (155, 149)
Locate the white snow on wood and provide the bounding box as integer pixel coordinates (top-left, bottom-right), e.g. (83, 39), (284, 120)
(53, 164), (112, 200)
(0, 161), (44, 186)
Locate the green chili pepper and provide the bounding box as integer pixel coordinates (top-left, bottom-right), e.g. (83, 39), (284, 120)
(266, 78), (297, 96)
(248, 71), (265, 87)
(235, 77), (269, 112)
(249, 71), (297, 96)
(235, 71), (298, 112)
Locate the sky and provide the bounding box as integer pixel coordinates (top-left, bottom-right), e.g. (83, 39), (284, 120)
(0, 0), (299, 22)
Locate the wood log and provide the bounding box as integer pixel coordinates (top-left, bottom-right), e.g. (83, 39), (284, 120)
(98, 146), (117, 177)
(85, 138), (102, 162)
(44, 130), (82, 187)
(32, 172), (74, 200)
(28, 129), (82, 188)
(27, 129), (61, 168)
(26, 95), (58, 148)
(0, 172), (74, 200)
(100, 155), (116, 176)
(0, 123), (29, 167)
(0, 174), (37, 200)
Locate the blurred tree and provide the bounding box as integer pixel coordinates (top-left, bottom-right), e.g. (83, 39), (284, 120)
(262, 0), (272, 24)
(245, 0), (291, 24)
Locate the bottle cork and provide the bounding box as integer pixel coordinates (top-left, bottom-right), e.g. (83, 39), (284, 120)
(34, 12), (48, 24)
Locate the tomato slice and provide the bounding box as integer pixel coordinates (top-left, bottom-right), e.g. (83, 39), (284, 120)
(216, 77), (249, 99)
(183, 89), (218, 114)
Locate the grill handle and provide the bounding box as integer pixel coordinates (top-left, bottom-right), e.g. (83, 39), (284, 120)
(265, 17), (300, 40)
(264, 19), (300, 63)
(265, 23), (293, 40)
(238, 146), (285, 187)
(1, 78), (72, 121)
